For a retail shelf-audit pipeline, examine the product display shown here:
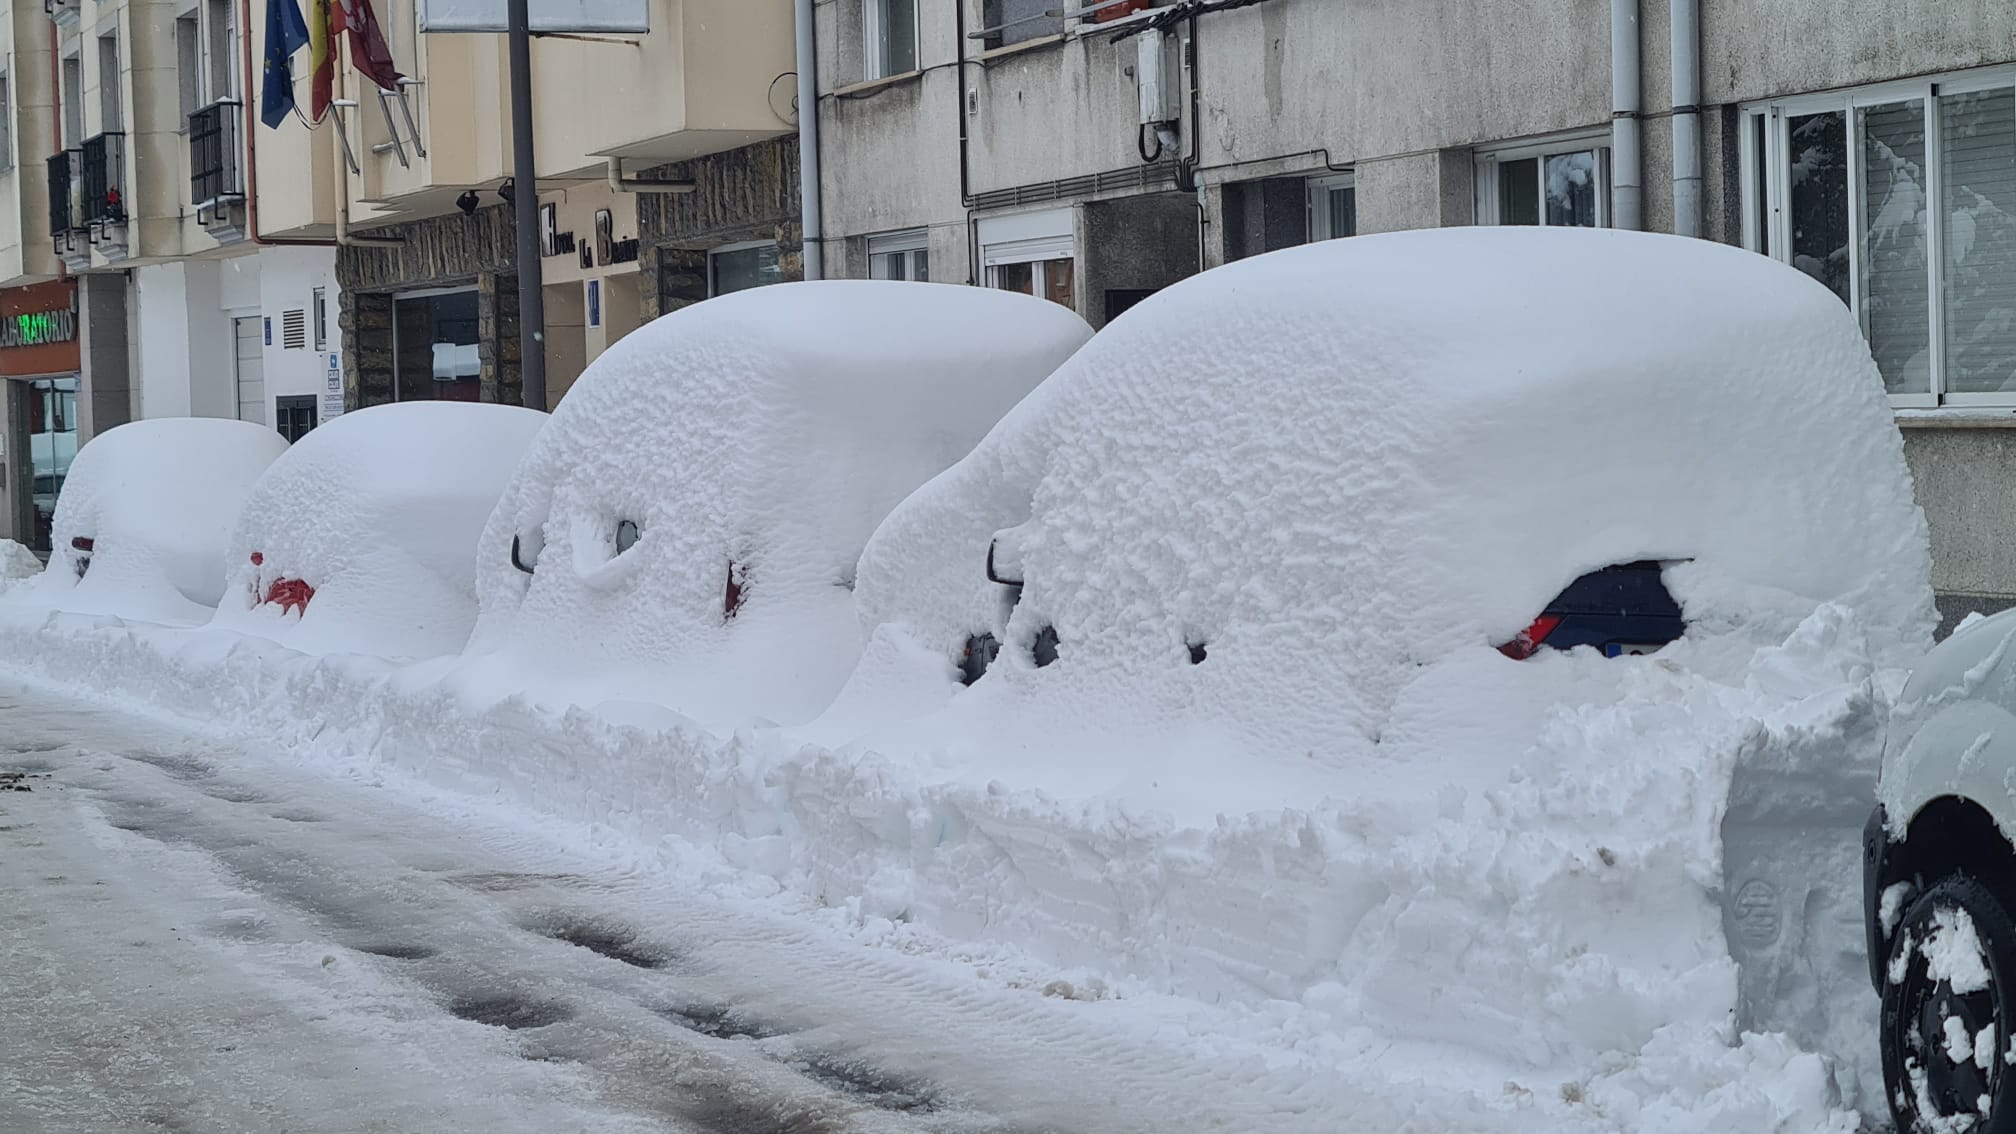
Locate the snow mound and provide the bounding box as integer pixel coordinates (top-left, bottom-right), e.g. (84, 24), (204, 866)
(0, 540), (40, 595)
(462, 280), (1092, 728)
(211, 402), (547, 659)
(808, 228), (1933, 1114)
(12, 418), (288, 624)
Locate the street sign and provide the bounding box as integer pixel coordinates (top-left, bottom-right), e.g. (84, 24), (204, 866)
(418, 0), (646, 34)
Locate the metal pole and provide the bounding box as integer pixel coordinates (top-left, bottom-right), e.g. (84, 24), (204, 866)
(794, 0), (822, 280)
(508, 0), (546, 408)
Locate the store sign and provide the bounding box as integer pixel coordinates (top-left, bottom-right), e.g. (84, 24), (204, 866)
(540, 202), (576, 259)
(595, 209), (639, 266)
(0, 307), (76, 349)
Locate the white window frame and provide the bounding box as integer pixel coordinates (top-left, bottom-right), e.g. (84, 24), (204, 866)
(1307, 172), (1355, 241)
(1744, 66), (2016, 409)
(1474, 130), (1613, 227)
(868, 228), (929, 280)
(862, 0), (918, 81)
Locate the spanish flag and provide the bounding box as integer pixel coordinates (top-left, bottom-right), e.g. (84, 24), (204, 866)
(308, 0), (403, 122)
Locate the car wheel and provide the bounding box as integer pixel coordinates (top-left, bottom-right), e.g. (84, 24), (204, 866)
(1884, 874), (2016, 1134)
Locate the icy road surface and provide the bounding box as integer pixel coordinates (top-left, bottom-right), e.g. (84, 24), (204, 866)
(0, 680), (1330, 1134)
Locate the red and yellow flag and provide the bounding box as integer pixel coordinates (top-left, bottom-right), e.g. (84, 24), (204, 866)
(307, 0), (402, 123)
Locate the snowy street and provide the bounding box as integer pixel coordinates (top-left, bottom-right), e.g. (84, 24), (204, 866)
(0, 679), (1283, 1134)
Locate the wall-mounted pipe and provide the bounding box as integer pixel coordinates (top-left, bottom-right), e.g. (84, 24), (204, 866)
(794, 0), (823, 280)
(606, 160), (696, 194)
(239, 0), (335, 246)
(1670, 0), (1702, 237)
(1610, 0), (1641, 231)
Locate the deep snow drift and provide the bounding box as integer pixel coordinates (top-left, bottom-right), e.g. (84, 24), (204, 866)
(13, 418), (289, 624)
(211, 402), (548, 659)
(461, 280), (1092, 728)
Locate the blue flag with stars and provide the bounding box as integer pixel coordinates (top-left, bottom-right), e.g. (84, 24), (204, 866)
(260, 0), (312, 128)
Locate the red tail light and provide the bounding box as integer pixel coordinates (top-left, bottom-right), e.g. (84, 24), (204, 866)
(1498, 615), (1563, 660)
(263, 578), (315, 615)
(250, 551), (264, 566)
(70, 536), (94, 552)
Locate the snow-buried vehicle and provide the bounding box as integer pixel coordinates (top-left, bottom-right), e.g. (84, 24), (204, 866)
(808, 227), (1935, 1121)
(15, 418), (288, 625)
(212, 401), (548, 659)
(462, 279), (1093, 728)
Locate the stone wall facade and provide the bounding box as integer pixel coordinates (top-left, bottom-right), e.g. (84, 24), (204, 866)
(637, 136), (805, 321)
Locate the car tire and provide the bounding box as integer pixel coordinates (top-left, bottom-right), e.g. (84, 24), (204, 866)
(1884, 874), (2016, 1134)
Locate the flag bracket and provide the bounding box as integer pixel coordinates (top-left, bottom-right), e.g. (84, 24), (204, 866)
(330, 99), (362, 175)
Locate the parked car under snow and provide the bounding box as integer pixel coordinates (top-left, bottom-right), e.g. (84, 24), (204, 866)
(12, 418), (288, 625)
(813, 227), (1934, 1113)
(460, 279), (1093, 728)
(209, 401), (548, 659)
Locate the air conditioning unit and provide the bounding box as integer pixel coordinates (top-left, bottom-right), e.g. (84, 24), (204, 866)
(44, 0), (80, 28)
(1135, 25), (1184, 152)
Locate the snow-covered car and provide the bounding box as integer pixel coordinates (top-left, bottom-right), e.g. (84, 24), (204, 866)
(814, 227), (1934, 1116)
(462, 280), (1092, 728)
(1866, 614), (2016, 1132)
(12, 418), (289, 624)
(209, 401), (547, 659)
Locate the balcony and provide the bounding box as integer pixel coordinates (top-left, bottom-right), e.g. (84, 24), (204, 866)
(79, 132), (128, 260)
(46, 150), (84, 265)
(189, 99), (247, 240)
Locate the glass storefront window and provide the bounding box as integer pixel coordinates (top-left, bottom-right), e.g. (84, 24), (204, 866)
(393, 289), (481, 403)
(27, 376), (77, 552)
(709, 244), (784, 297)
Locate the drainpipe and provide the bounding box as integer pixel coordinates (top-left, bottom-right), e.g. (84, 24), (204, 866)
(1670, 0), (1702, 237)
(606, 160), (695, 194)
(1609, 0), (1641, 231)
(239, 0), (333, 246)
(794, 0), (823, 280)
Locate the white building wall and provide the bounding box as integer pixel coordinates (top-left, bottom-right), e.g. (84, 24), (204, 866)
(132, 246), (338, 429)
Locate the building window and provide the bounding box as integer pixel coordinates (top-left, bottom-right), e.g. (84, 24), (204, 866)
(176, 14), (200, 125)
(709, 242), (783, 296)
(1476, 134), (1611, 227)
(392, 288), (480, 402)
(206, 0), (236, 101)
(0, 71), (13, 172)
(22, 377), (78, 553)
(1308, 173), (1356, 241)
(979, 208), (1075, 311)
(1748, 71), (2016, 406)
(312, 287), (327, 350)
(863, 0), (917, 80)
(868, 230), (930, 280)
(60, 54), (82, 149)
(97, 34), (121, 133)
(275, 395), (318, 443)
(981, 0), (1061, 50)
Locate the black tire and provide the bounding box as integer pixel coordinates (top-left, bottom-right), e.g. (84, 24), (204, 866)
(1884, 874), (2016, 1134)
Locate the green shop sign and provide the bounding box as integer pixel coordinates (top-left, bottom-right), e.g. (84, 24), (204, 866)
(0, 308), (77, 349)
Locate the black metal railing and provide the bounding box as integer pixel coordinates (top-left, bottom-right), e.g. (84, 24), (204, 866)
(46, 150), (74, 240)
(79, 132), (125, 226)
(188, 99), (242, 214)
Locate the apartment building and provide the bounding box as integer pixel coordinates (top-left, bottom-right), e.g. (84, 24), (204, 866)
(324, 0), (800, 410)
(0, 0), (339, 552)
(810, 0), (2016, 630)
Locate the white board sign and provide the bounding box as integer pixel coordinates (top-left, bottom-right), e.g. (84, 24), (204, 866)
(419, 0), (648, 34)
(322, 353), (345, 421)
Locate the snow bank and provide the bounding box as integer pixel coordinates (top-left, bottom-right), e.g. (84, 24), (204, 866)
(12, 419), (288, 624)
(0, 539), (40, 596)
(210, 402), (547, 659)
(462, 280), (1092, 728)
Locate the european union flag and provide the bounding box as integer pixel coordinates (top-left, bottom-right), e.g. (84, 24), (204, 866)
(260, 0), (312, 128)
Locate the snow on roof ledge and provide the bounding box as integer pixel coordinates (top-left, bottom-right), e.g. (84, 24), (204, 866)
(837, 227), (1936, 758)
(463, 280), (1095, 727)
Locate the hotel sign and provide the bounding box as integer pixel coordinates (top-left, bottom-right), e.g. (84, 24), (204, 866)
(0, 306), (76, 349)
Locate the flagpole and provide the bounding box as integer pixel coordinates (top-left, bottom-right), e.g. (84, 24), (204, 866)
(508, 0), (545, 410)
